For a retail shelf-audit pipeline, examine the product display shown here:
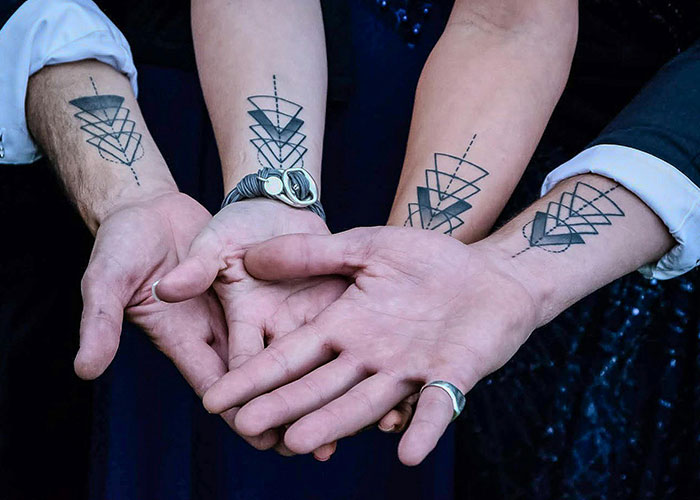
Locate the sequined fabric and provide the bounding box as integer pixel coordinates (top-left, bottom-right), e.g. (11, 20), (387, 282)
(455, 2), (700, 496)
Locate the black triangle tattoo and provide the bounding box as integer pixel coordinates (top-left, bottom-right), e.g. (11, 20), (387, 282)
(247, 75), (307, 170)
(404, 134), (488, 235)
(69, 77), (143, 184)
(513, 182), (625, 257)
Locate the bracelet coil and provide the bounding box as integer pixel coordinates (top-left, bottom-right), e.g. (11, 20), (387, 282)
(221, 167), (325, 220)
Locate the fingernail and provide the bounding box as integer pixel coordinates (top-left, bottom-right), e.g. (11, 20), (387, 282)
(151, 280), (164, 303)
(378, 423), (396, 433)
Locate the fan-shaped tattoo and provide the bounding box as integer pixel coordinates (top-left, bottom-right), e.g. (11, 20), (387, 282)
(248, 75), (307, 171)
(404, 134), (489, 235)
(514, 182), (625, 257)
(69, 77), (143, 185)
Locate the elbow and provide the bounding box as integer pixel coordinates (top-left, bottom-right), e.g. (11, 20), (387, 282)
(446, 0), (579, 54)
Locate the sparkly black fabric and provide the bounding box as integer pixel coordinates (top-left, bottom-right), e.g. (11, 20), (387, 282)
(454, 2), (700, 498)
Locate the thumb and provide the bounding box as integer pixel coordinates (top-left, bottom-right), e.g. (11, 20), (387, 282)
(74, 260), (129, 380)
(154, 228), (223, 303)
(244, 227), (376, 281)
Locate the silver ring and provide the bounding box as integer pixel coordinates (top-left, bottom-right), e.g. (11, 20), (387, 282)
(420, 380), (466, 422)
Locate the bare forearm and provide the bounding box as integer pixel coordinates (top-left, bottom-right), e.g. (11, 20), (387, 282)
(191, 0), (327, 192)
(479, 173), (674, 326)
(26, 60), (177, 232)
(388, 0), (578, 243)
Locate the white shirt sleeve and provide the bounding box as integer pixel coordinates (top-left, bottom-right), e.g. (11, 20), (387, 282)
(541, 144), (700, 280)
(0, 0), (137, 165)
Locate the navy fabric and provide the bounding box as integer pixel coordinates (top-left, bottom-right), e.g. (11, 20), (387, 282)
(87, 3), (456, 497)
(591, 38), (700, 186)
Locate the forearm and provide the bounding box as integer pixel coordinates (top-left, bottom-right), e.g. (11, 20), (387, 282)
(388, 0), (578, 243)
(478, 173), (674, 326)
(191, 0), (327, 193)
(26, 59), (177, 233)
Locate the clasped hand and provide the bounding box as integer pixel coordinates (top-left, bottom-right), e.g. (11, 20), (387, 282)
(78, 194), (542, 465)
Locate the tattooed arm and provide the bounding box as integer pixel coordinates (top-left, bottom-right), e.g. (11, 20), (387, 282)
(388, 0), (578, 242)
(190, 0), (326, 189)
(200, 172), (673, 465)
(25, 60), (244, 436)
(27, 60), (177, 233)
(154, 0), (344, 457)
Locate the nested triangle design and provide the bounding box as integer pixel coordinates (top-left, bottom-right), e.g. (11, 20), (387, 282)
(405, 137), (488, 235)
(70, 94), (143, 168)
(523, 182), (625, 253)
(247, 76), (307, 170)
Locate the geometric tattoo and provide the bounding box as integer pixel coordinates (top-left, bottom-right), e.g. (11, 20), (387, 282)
(69, 77), (143, 185)
(513, 182), (625, 257)
(404, 134), (489, 235)
(248, 75), (307, 170)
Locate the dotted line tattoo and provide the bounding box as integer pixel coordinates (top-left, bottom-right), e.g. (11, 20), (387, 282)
(512, 182), (625, 257)
(404, 134), (489, 235)
(69, 77), (143, 185)
(248, 75), (307, 171)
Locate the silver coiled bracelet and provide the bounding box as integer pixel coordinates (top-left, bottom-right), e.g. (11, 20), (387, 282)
(221, 167), (325, 220)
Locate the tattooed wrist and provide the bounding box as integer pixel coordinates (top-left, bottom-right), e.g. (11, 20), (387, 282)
(70, 76), (144, 185)
(403, 134), (489, 236)
(512, 181), (625, 258)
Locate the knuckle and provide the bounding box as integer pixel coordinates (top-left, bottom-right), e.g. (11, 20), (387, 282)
(265, 345), (292, 377)
(346, 390), (375, 415)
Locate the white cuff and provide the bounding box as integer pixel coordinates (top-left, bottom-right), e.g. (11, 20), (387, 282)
(541, 144), (700, 279)
(0, 0), (137, 165)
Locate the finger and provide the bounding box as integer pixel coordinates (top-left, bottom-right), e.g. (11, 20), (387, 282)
(234, 355), (367, 436)
(283, 373), (415, 454)
(228, 320), (265, 370)
(162, 338), (230, 398)
(274, 439), (297, 457)
(220, 409), (280, 451)
(154, 228), (224, 303)
(74, 261), (130, 380)
(268, 278), (348, 336)
(165, 336), (282, 450)
(244, 227), (378, 281)
(203, 324), (332, 413)
(397, 386), (456, 466)
(378, 393), (419, 433)
(313, 442), (337, 462)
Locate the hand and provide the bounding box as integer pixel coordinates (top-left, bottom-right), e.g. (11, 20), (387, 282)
(73, 192), (278, 448)
(154, 198), (349, 458)
(202, 226), (542, 465)
(155, 199), (417, 458)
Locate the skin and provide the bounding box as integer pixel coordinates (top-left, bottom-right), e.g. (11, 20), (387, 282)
(26, 60), (279, 449)
(173, 0), (580, 456)
(154, 198), (348, 457)
(202, 174), (674, 465)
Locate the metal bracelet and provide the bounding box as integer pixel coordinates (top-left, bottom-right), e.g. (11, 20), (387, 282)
(221, 167), (325, 220)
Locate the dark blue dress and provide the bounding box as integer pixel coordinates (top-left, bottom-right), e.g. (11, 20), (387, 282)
(88, 2), (456, 499)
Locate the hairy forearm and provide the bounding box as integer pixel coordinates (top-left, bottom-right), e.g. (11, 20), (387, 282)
(388, 0), (578, 243)
(26, 60), (177, 233)
(478, 173), (674, 326)
(191, 0), (327, 193)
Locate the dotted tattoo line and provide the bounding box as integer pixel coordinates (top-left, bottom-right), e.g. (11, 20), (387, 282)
(511, 184), (620, 257)
(426, 133), (477, 230)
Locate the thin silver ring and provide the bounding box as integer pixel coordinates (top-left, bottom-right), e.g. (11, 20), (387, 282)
(420, 380), (466, 422)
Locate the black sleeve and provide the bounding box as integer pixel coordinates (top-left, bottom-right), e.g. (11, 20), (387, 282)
(590, 38), (700, 187)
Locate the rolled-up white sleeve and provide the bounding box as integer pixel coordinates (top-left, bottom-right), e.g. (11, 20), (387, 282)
(0, 0), (137, 165)
(542, 144), (700, 280)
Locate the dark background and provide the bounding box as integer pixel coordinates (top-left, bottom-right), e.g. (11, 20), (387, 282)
(1, 1), (699, 499)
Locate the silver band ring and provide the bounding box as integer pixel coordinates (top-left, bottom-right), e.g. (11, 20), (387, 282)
(420, 380), (466, 422)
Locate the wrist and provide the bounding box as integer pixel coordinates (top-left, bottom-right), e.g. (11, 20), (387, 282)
(471, 234), (557, 329)
(81, 176), (179, 234)
(222, 197), (329, 233)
